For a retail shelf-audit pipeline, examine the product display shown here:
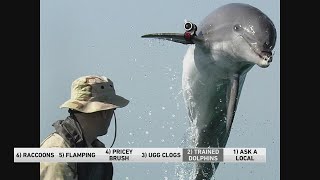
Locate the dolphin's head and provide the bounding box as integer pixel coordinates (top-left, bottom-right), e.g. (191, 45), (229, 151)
(142, 3), (277, 68)
(199, 3), (277, 68)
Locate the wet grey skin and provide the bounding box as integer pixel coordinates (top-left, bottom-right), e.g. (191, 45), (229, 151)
(142, 3), (276, 180)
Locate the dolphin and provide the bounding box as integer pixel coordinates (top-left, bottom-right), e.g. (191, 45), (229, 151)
(142, 3), (276, 179)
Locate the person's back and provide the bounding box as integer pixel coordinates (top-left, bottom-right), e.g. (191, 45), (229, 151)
(40, 75), (129, 180)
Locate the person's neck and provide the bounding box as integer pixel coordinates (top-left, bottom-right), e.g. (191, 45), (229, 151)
(82, 129), (96, 147)
(74, 114), (97, 146)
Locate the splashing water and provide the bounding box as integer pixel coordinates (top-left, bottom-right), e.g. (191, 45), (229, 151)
(174, 117), (218, 180)
(175, 125), (197, 180)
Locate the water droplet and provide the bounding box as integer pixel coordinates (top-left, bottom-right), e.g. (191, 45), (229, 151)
(145, 131), (149, 135)
(169, 87), (173, 90)
(148, 111), (152, 115)
(126, 177), (129, 180)
(162, 107), (166, 110)
(172, 114), (176, 118)
(172, 134), (175, 137)
(164, 177), (168, 180)
(138, 116), (142, 119)
(162, 126), (165, 128)
(169, 127), (173, 130)
(161, 139), (165, 142)
(129, 132), (133, 136)
(149, 140), (152, 143)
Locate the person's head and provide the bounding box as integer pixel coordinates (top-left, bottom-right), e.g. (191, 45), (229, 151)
(70, 109), (115, 136)
(60, 75), (129, 136)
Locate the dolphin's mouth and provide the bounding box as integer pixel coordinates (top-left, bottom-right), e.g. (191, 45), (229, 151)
(255, 50), (273, 62)
(241, 35), (273, 63)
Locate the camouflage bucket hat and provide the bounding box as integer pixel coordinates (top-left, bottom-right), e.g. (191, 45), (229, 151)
(60, 75), (129, 113)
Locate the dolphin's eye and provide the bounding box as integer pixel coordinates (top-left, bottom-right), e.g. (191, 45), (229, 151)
(233, 24), (242, 31)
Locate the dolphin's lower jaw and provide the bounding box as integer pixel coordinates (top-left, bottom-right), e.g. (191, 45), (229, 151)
(253, 49), (272, 68)
(257, 59), (271, 68)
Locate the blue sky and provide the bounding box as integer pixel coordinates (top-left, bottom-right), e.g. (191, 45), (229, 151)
(40, 0), (280, 179)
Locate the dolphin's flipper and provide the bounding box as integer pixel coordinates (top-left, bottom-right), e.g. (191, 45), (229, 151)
(222, 72), (248, 145)
(226, 74), (240, 132)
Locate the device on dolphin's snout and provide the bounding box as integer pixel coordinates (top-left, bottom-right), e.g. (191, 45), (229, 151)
(141, 20), (202, 45)
(184, 21), (197, 33)
(184, 20), (198, 42)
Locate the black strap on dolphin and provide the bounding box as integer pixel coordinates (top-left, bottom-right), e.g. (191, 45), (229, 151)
(141, 21), (203, 44)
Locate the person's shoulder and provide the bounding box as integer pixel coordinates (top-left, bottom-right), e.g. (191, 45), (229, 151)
(40, 133), (70, 148)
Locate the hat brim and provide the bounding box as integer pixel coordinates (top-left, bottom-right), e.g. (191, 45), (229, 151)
(60, 95), (129, 113)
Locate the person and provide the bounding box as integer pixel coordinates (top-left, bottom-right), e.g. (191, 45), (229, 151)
(40, 75), (129, 180)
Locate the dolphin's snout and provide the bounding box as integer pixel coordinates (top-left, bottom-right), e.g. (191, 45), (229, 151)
(261, 51), (272, 56)
(261, 51), (273, 62)
(265, 56), (272, 63)
(268, 57), (272, 63)
(257, 51), (273, 64)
